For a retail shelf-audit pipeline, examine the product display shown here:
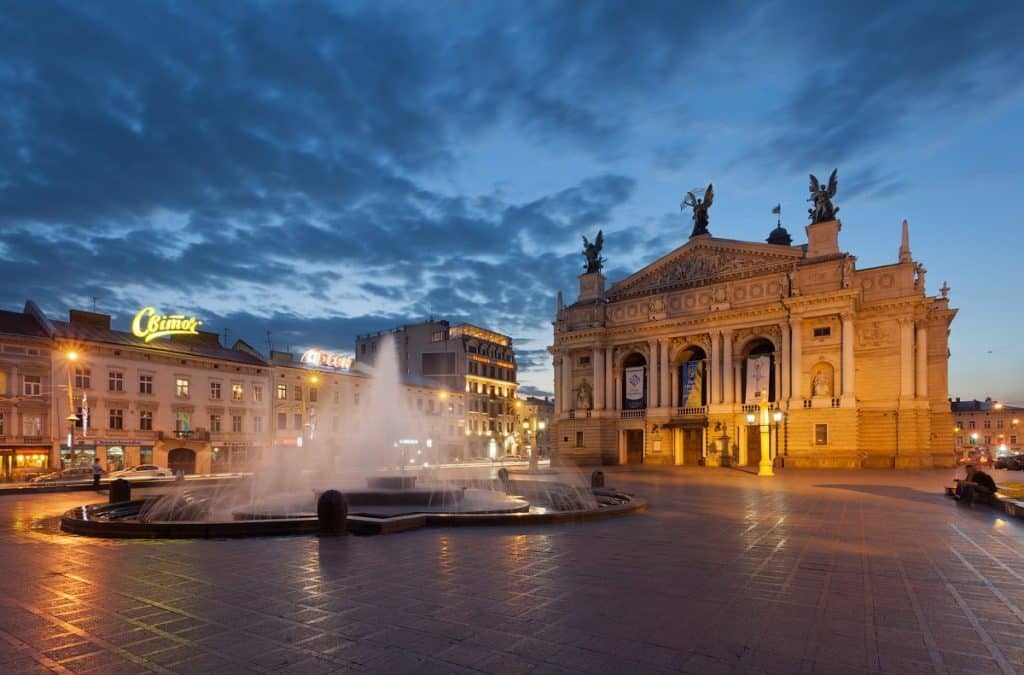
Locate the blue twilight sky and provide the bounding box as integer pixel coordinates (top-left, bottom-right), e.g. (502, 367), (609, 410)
(1, 1), (1022, 401)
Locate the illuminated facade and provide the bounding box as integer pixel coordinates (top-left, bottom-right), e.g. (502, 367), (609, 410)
(355, 320), (518, 459)
(951, 398), (1022, 456)
(552, 217), (957, 469)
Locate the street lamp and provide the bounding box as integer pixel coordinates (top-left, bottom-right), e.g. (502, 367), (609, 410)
(746, 389), (782, 477)
(64, 351), (80, 467)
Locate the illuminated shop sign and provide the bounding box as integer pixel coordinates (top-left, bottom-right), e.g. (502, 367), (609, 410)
(300, 349), (354, 370)
(131, 307), (201, 342)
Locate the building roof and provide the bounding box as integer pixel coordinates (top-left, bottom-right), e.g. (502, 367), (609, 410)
(0, 309), (49, 340)
(51, 319), (269, 367)
(951, 398), (1023, 413)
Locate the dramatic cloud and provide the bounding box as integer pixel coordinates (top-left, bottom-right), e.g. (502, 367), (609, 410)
(1, 0), (1022, 398)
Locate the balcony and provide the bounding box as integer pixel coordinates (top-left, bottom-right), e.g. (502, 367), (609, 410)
(620, 409), (646, 419)
(675, 406), (707, 417)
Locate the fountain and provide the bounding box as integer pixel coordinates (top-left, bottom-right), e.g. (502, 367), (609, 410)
(61, 335), (644, 537)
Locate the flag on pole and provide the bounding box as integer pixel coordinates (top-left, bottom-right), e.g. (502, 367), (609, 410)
(772, 204), (781, 214)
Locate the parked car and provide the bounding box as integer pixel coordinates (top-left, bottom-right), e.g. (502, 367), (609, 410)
(29, 467), (94, 484)
(994, 454), (1024, 471)
(109, 464), (172, 479)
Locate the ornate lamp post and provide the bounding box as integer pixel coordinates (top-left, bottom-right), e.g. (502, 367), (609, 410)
(746, 389), (783, 477)
(64, 351), (79, 467)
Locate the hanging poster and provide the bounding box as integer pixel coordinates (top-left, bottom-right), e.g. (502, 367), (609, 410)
(624, 366), (646, 409)
(680, 361), (704, 407)
(745, 355), (771, 403)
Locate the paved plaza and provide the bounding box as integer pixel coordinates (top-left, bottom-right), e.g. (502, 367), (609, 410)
(1, 468), (1023, 674)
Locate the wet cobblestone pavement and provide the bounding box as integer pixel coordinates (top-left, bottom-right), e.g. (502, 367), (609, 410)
(2, 467), (1023, 674)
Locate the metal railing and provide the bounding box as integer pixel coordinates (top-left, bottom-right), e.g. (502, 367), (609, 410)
(620, 409), (646, 418)
(676, 406), (707, 416)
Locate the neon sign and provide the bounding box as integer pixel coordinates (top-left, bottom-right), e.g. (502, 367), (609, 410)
(300, 349), (353, 370)
(131, 307), (201, 342)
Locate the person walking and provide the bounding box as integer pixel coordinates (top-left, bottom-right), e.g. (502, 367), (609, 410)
(92, 457), (103, 489)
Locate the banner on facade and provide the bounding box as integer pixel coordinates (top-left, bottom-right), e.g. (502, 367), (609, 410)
(745, 355), (771, 403)
(624, 366), (646, 409)
(680, 360), (704, 407)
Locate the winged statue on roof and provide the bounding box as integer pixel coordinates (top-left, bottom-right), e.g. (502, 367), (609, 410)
(808, 169), (839, 223)
(681, 183), (713, 238)
(582, 230), (605, 274)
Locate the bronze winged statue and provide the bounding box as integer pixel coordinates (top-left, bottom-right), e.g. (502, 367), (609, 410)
(808, 169), (839, 223)
(582, 230), (605, 274)
(681, 183), (713, 237)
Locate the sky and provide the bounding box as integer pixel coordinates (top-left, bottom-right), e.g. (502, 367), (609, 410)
(1, 1), (1023, 402)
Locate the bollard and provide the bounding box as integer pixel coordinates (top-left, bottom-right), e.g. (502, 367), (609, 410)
(591, 470), (605, 488)
(496, 467), (511, 494)
(317, 489), (348, 536)
(109, 478), (132, 504)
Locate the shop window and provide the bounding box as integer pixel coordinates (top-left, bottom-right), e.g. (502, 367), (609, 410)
(210, 415), (222, 433)
(108, 371), (124, 392)
(109, 409), (123, 430)
(210, 381), (222, 400)
(139, 410), (153, 431)
(232, 384), (244, 401)
(176, 378), (190, 398)
(815, 424), (828, 446)
(23, 375), (41, 396)
(139, 374), (153, 394)
(253, 384), (263, 402)
(277, 412), (287, 430)
(74, 368), (91, 389)
(232, 415), (242, 433)
(140, 446), (153, 464)
(107, 446), (125, 472)
(22, 413), (42, 436)
(254, 416), (263, 433)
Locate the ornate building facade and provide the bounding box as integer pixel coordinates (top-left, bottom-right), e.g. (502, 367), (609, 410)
(551, 211), (957, 469)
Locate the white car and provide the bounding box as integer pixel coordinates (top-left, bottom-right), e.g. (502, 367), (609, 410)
(109, 464), (172, 479)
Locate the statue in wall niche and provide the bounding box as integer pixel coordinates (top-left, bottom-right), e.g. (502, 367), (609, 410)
(576, 382), (593, 410)
(582, 230), (605, 274)
(812, 369), (831, 397)
(681, 183), (714, 237)
(808, 169), (839, 223)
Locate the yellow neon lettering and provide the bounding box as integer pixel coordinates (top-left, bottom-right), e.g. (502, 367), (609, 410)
(131, 307), (201, 342)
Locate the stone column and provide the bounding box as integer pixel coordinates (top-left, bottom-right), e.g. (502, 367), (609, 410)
(614, 371), (622, 412)
(562, 353), (574, 409)
(593, 347), (605, 410)
(734, 362), (742, 406)
(915, 322), (928, 398)
(605, 349), (615, 411)
(773, 351), (782, 402)
(659, 338), (671, 409)
(780, 322), (791, 400)
(709, 332), (720, 405)
(647, 340), (659, 409)
(553, 356), (563, 414)
(899, 318), (914, 399)
(790, 318), (803, 399)
(670, 368), (679, 409)
(841, 312), (855, 400)
(722, 330), (734, 404)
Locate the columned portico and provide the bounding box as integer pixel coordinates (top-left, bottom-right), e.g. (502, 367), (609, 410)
(605, 349), (615, 410)
(593, 347), (605, 410)
(899, 318), (914, 399)
(915, 322), (928, 398)
(659, 338), (670, 409)
(789, 318), (803, 400)
(841, 312), (855, 404)
(647, 340), (660, 408)
(722, 330), (734, 404)
(780, 322), (791, 400)
(709, 332), (721, 405)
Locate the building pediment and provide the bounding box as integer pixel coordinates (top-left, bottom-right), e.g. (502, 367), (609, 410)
(607, 237), (802, 300)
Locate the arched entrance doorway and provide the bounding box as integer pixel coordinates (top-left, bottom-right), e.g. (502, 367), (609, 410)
(675, 345), (708, 465)
(167, 448), (196, 475)
(621, 352), (648, 410)
(741, 338), (776, 466)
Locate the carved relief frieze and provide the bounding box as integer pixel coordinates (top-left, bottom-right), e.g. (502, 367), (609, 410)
(857, 319), (895, 347)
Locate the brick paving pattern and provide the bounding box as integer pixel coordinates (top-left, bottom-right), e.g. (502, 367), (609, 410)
(1, 467), (1023, 673)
